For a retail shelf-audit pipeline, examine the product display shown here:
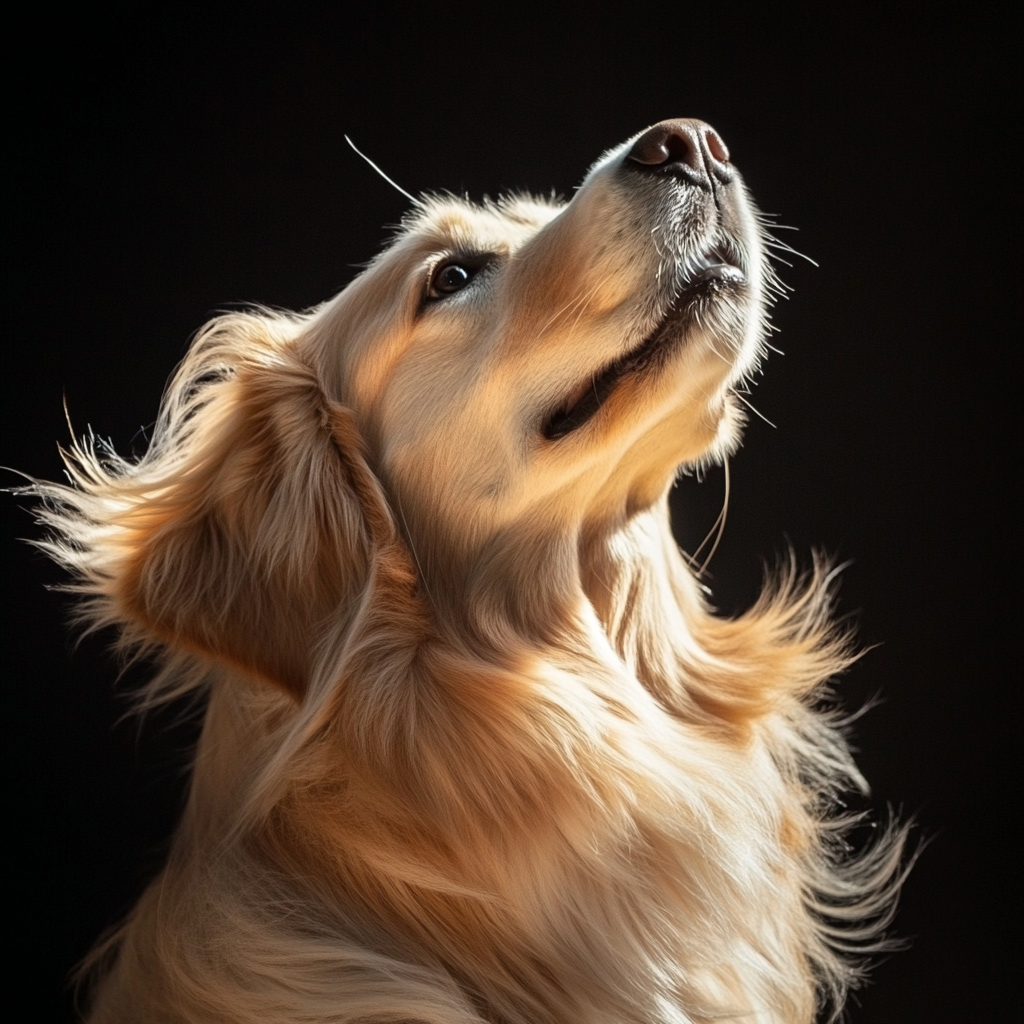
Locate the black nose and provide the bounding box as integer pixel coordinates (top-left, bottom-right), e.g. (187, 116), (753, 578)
(625, 119), (733, 188)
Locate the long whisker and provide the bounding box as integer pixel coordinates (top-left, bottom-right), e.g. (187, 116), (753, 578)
(344, 136), (422, 207)
(699, 458), (730, 576)
(687, 458), (731, 576)
(539, 272), (617, 336)
(391, 492), (436, 610)
(733, 390), (777, 429)
(537, 290), (592, 336)
(763, 237), (819, 267)
(569, 273), (621, 333)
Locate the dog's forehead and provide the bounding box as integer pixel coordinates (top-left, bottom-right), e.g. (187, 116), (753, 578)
(394, 194), (563, 256)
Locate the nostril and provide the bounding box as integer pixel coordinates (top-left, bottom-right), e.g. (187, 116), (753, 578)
(705, 130), (730, 164)
(628, 126), (701, 171)
(662, 131), (700, 169)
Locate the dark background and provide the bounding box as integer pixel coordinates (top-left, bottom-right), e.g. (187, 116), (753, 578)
(4, 4), (1017, 1021)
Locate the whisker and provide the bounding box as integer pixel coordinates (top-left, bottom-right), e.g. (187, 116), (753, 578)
(537, 273), (616, 336)
(345, 136), (422, 208)
(687, 458), (731, 576)
(393, 493), (436, 609)
(763, 237), (819, 267)
(734, 391), (777, 428)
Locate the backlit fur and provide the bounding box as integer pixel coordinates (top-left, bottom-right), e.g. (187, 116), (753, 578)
(29, 125), (905, 1023)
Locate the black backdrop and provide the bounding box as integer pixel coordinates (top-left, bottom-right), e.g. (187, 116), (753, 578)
(4, 5), (1017, 1022)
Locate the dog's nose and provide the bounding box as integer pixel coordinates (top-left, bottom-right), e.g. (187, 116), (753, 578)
(625, 119), (733, 188)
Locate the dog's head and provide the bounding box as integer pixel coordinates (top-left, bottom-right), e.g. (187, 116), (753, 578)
(47, 120), (772, 697)
(315, 119), (766, 538)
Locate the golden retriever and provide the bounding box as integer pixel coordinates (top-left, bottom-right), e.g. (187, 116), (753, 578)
(31, 119), (905, 1023)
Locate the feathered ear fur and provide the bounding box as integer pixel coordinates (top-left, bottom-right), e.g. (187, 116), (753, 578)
(31, 312), (378, 699)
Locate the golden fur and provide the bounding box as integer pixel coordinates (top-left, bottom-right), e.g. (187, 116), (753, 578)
(30, 122), (905, 1022)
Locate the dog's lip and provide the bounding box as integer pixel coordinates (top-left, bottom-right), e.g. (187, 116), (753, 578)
(684, 249), (746, 286)
(542, 245), (744, 441)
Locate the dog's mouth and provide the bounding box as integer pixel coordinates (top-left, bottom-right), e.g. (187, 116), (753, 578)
(542, 245), (745, 441)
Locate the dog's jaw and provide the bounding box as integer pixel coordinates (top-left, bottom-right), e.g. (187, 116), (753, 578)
(541, 240), (750, 441)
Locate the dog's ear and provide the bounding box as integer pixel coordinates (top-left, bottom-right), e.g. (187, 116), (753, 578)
(45, 315), (382, 699)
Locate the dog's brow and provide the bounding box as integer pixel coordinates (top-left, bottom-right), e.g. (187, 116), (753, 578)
(399, 199), (548, 257)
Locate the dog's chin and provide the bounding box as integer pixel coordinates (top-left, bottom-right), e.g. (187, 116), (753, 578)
(542, 252), (747, 442)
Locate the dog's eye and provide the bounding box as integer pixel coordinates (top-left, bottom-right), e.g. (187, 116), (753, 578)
(429, 262), (474, 298)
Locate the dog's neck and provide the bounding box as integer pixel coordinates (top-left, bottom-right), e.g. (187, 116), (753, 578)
(390, 492), (720, 724)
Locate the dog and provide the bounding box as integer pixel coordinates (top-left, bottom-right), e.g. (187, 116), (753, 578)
(29, 119), (905, 1023)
